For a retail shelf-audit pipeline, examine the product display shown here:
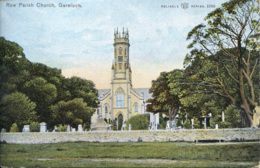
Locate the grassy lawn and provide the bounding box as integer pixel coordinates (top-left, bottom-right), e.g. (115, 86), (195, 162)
(0, 142), (259, 167)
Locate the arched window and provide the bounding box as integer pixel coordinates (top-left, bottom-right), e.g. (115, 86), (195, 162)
(105, 104), (108, 119)
(119, 47), (122, 55)
(114, 48), (116, 56)
(125, 49), (127, 55)
(134, 103), (138, 112)
(116, 88), (124, 108)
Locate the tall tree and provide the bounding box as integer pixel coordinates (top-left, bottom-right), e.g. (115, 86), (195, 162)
(186, 0), (259, 127)
(147, 70), (183, 120)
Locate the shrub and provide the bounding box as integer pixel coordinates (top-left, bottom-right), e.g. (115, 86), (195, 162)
(176, 119), (183, 128)
(10, 123), (19, 132)
(224, 105), (241, 128)
(30, 122), (40, 132)
(57, 124), (67, 132)
(183, 119), (191, 129)
(112, 122), (117, 131)
(193, 117), (201, 129)
(126, 114), (150, 130)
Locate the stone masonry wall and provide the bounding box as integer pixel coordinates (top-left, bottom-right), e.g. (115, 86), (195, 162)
(1, 128), (259, 144)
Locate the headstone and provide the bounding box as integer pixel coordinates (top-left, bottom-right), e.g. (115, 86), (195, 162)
(191, 119), (194, 129)
(72, 128), (76, 132)
(67, 125), (71, 132)
(204, 118), (207, 129)
(222, 112), (225, 122)
(78, 124), (83, 132)
(40, 122), (47, 133)
(23, 125), (30, 133)
(215, 124), (218, 129)
(166, 120), (176, 130)
(129, 124), (132, 131)
(1, 128), (6, 133)
(91, 118), (110, 131)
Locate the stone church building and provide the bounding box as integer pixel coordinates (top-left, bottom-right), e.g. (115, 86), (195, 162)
(91, 28), (159, 130)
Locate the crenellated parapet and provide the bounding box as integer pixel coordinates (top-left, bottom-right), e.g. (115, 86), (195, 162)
(114, 27), (129, 45)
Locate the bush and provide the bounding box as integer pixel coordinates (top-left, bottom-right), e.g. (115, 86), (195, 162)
(57, 124), (67, 132)
(224, 105), (241, 128)
(193, 117), (201, 129)
(183, 119), (191, 129)
(30, 122), (40, 132)
(112, 122), (117, 131)
(10, 123), (19, 132)
(126, 114), (150, 130)
(159, 114), (167, 129)
(176, 119), (183, 128)
(210, 105), (241, 129)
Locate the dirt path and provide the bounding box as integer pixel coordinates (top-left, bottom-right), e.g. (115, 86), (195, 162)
(60, 158), (257, 166)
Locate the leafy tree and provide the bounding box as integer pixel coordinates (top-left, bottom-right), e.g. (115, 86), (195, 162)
(67, 77), (98, 108)
(0, 92), (37, 131)
(147, 70), (183, 121)
(126, 114), (150, 130)
(23, 77), (57, 123)
(224, 104), (242, 128)
(186, 0), (259, 127)
(51, 98), (94, 129)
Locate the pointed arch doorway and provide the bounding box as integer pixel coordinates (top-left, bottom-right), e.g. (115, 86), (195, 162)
(117, 114), (123, 130)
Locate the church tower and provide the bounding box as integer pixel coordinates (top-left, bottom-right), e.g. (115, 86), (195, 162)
(112, 27), (132, 84)
(110, 27), (132, 124)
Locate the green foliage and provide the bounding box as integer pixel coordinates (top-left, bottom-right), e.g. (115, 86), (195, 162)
(57, 124), (67, 132)
(183, 119), (191, 129)
(176, 119), (183, 128)
(193, 117), (201, 129)
(9, 123), (19, 132)
(0, 38), (98, 131)
(159, 114), (167, 129)
(147, 70), (183, 121)
(118, 114), (123, 130)
(0, 92), (37, 131)
(224, 105), (241, 128)
(185, 0), (259, 127)
(112, 122), (117, 131)
(126, 114), (150, 130)
(51, 98), (93, 129)
(30, 122), (40, 132)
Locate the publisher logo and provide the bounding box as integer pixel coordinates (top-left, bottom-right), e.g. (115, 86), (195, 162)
(181, 2), (189, 9)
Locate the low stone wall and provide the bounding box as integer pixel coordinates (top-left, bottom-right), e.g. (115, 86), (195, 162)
(1, 128), (259, 144)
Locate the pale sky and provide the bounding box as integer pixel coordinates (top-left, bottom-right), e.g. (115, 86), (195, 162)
(0, 0), (228, 89)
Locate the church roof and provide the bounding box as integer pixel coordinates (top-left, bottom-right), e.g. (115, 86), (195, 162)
(97, 88), (152, 102)
(132, 88), (152, 102)
(98, 89), (111, 100)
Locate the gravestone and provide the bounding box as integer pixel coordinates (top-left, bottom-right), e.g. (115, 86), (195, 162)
(222, 112), (225, 122)
(215, 124), (218, 129)
(67, 125), (71, 132)
(40, 122), (47, 133)
(91, 118), (109, 131)
(23, 125), (30, 133)
(191, 119), (194, 129)
(78, 124), (83, 132)
(166, 120), (176, 130)
(72, 128), (76, 132)
(1, 128), (6, 133)
(129, 124), (132, 131)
